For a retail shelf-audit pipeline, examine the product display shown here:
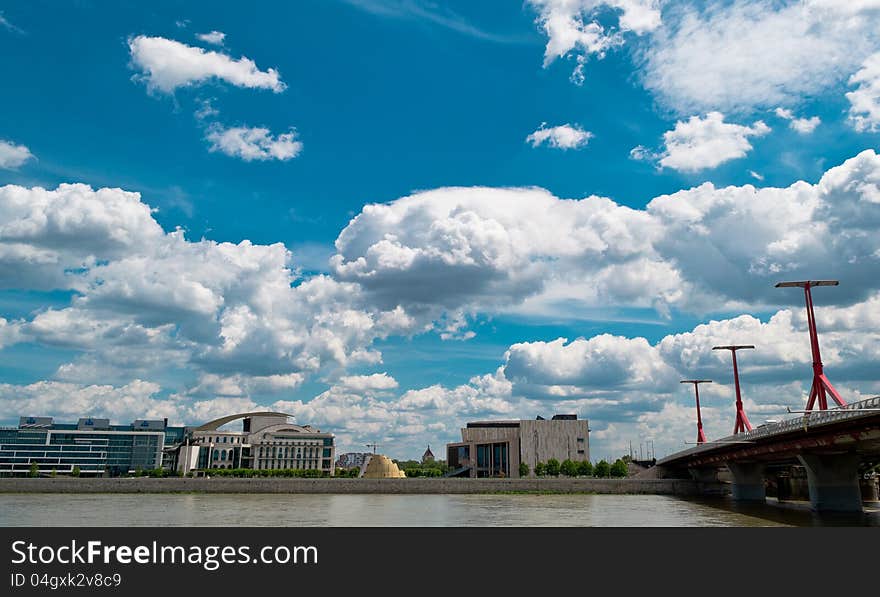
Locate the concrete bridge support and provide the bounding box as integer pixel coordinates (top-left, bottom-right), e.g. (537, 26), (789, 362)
(726, 462), (766, 502)
(797, 453), (862, 513)
(688, 467), (720, 483)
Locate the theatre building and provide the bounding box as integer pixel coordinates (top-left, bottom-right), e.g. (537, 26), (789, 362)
(173, 412), (335, 476)
(446, 414), (589, 478)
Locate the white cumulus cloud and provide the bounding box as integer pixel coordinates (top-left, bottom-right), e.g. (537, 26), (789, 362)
(526, 123), (593, 149)
(640, 1), (880, 115)
(128, 35), (285, 94)
(528, 0), (661, 82)
(338, 373), (399, 393)
(0, 139), (34, 169)
(774, 107), (821, 134)
(847, 52), (880, 132)
(333, 149), (880, 324)
(196, 30), (226, 45)
(657, 112), (770, 172)
(205, 124), (303, 161)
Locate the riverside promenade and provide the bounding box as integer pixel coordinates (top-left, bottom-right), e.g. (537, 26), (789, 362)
(0, 477), (723, 495)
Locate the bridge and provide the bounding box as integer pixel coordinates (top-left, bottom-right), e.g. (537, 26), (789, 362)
(656, 396), (880, 512)
(652, 280), (880, 512)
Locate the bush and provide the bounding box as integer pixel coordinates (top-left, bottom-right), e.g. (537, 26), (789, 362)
(545, 458), (561, 477)
(519, 462), (529, 477)
(560, 459), (578, 477)
(29, 462), (39, 478)
(534, 462), (546, 477)
(610, 459), (628, 478)
(72, 466), (81, 477)
(577, 460), (594, 477)
(593, 460), (610, 478)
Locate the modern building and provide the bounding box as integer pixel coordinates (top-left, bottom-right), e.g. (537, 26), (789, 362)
(172, 412), (336, 476)
(1, 411), (335, 477)
(0, 416), (175, 476)
(335, 452), (372, 470)
(446, 414), (590, 478)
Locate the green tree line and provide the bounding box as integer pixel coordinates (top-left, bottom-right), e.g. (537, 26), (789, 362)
(526, 458), (628, 478)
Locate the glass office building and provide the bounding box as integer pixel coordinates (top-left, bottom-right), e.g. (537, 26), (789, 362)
(0, 416), (180, 476)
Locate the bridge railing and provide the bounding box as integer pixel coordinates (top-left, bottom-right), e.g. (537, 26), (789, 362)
(659, 395), (880, 464)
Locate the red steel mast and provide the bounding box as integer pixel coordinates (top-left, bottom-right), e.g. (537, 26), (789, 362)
(713, 345), (755, 434)
(775, 280), (846, 411)
(681, 379), (712, 443)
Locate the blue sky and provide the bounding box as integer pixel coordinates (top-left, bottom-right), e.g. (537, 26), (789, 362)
(2, 1), (880, 460)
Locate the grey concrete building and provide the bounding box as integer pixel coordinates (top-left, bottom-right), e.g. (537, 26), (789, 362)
(446, 414), (589, 478)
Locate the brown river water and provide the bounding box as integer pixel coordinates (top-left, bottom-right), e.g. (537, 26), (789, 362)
(1, 493), (878, 526)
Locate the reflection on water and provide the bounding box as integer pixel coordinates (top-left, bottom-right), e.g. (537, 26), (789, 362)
(0, 493), (877, 527)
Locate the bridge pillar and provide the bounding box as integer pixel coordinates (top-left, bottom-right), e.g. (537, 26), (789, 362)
(797, 453), (862, 513)
(726, 462), (766, 502)
(688, 467), (720, 483)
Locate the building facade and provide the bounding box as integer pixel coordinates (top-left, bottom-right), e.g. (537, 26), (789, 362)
(446, 414), (589, 478)
(335, 452), (372, 470)
(0, 416), (172, 476)
(172, 412), (335, 476)
(1, 411), (335, 477)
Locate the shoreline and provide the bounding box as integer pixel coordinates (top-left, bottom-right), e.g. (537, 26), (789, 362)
(0, 477), (725, 496)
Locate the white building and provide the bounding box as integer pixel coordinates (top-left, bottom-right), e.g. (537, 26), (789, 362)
(174, 412), (335, 476)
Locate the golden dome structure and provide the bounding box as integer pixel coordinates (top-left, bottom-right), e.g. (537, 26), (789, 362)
(360, 454), (406, 478)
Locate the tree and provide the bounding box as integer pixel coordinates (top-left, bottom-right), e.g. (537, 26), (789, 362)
(29, 462), (39, 477)
(594, 460), (610, 478)
(545, 458), (560, 477)
(534, 462), (546, 477)
(519, 462), (530, 477)
(72, 466), (81, 478)
(577, 460), (594, 477)
(610, 459), (628, 478)
(560, 459), (578, 477)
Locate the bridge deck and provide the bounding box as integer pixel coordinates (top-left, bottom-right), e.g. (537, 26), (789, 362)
(658, 395), (880, 468)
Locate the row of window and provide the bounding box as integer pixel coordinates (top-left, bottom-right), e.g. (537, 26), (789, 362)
(201, 435), (243, 444)
(254, 459), (327, 470)
(257, 446), (321, 458)
(199, 435), (328, 447)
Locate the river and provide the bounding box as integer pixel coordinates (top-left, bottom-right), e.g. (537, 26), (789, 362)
(1, 493), (878, 526)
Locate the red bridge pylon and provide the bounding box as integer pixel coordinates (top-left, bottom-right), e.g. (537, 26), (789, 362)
(713, 345), (755, 434)
(681, 379), (712, 444)
(775, 280), (846, 411)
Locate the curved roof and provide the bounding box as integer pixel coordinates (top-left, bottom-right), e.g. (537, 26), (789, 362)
(255, 423), (322, 435)
(195, 411), (293, 431)
(361, 454), (406, 478)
